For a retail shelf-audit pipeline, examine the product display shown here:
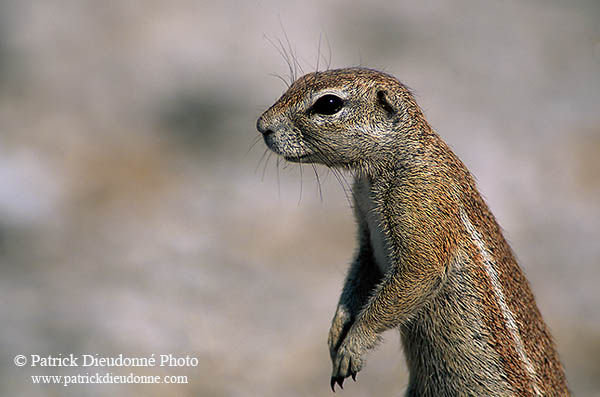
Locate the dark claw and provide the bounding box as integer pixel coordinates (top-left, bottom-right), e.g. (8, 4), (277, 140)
(330, 376), (345, 392)
(351, 372), (356, 381)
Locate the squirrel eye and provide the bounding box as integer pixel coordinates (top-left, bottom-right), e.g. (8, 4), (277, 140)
(311, 94), (344, 115)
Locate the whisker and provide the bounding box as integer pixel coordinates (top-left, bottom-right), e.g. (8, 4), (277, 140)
(325, 33), (332, 70)
(279, 20), (303, 81)
(311, 163), (323, 202)
(268, 72), (290, 89)
(302, 135), (354, 207)
(245, 135), (263, 158)
(330, 167), (353, 207)
(262, 151), (273, 182)
(316, 32), (322, 73)
(263, 34), (294, 86)
(298, 158), (304, 206)
(255, 148), (269, 174)
(276, 156), (281, 198)
(276, 37), (295, 84)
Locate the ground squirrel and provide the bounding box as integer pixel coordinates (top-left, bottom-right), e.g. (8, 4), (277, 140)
(256, 67), (569, 396)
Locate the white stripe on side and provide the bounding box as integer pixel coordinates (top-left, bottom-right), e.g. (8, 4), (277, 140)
(460, 209), (542, 396)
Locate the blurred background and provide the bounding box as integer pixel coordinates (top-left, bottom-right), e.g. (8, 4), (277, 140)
(1, 0), (598, 395)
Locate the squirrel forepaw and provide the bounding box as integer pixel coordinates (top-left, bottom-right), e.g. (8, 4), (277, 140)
(330, 336), (364, 392)
(328, 306), (353, 360)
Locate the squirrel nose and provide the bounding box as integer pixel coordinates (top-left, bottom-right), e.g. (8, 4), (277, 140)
(256, 115), (274, 136)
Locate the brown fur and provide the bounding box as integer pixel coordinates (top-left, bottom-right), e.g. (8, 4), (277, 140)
(257, 67), (569, 396)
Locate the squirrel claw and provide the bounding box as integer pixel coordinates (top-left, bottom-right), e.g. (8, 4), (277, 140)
(330, 376), (345, 392)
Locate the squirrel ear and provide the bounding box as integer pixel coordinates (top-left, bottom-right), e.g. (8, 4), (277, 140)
(376, 90), (397, 117)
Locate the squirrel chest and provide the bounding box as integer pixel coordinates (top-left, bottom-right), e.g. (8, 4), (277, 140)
(354, 177), (393, 274)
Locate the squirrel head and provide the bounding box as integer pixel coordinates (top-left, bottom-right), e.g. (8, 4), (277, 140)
(257, 68), (424, 172)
